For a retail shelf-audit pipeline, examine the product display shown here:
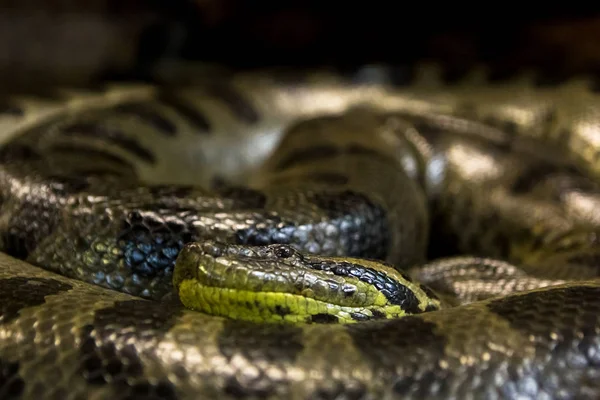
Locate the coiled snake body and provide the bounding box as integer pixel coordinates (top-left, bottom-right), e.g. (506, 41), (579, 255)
(1, 66), (600, 399)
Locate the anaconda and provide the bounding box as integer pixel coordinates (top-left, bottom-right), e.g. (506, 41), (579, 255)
(1, 65), (600, 399)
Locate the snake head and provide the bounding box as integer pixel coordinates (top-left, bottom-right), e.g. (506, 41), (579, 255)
(173, 240), (442, 324)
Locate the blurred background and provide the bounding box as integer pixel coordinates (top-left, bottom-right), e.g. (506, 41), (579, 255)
(0, 1), (599, 88)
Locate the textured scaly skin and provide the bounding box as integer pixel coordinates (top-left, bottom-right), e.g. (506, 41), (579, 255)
(0, 65), (600, 399)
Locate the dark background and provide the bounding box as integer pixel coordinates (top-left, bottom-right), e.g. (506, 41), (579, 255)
(1, 1), (600, 87)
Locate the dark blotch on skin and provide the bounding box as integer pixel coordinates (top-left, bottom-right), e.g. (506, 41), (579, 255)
(224, 377), (275, 399)
(275, 145), (340, 171)
(61, 122), (156, 164)
(3, 196), (63, 260)
(216, 186), (268, 209)
(487, 286), (600, 336)
(566, 252), (600, 270)
(310, 381), (367, 400)
(217, 320), (304, 397)
(311, 313), (339, 324)
(114, 102), (177, 136)
(510, 163), (567, 194)
(0, 144), (41, 162)
(311, 190), (390, 260)
(158, 91), (211, 133)
(146, 185), (196, 199)
(0, 358), (25, 399)
(346, 317), (450, 397)
(207, 83), (259, 124)
(46, 175), (91, 195)
(274, 305), (291, 317)
(47, 144), (135, 171)
(346, 144), (399, 166)
(305, 172), (349, 186)
(77, 300), (180, 397)
(0, 277), (72, 325)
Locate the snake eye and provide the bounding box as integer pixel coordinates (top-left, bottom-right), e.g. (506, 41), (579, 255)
(274, 245), (294, 259)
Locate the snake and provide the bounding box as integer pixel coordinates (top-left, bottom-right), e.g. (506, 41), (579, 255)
(1, 64), (600, 400)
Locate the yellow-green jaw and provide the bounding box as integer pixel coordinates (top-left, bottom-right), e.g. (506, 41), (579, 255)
(173, 241), (442, 324)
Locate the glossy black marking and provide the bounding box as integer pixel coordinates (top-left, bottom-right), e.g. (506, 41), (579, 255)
(61, 122), (156, 164)
(350, 312), (371, 322)
(114, 102), (177, 136)
(207, 83), (259, 124)
(308, 261), (421, 313)
(158, 91), (211, 133)
(0, 277), (72, 325)
(77, 300), (180, 397)
(218, 321), (303, 397)
(311, 313), (339, 324)
(0, 359), (24, 399)
(276, 145), (340, 171)
(312, 190), (390, 259)
(120, 210), (196, 278)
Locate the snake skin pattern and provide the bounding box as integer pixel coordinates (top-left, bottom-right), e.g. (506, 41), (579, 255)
(1, 65), (600, 399)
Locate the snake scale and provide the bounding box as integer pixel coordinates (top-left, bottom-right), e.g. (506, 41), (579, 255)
(1, 64), (600, 399)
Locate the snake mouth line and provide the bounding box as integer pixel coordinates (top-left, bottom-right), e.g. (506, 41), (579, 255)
(173, 240), (442, 323)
